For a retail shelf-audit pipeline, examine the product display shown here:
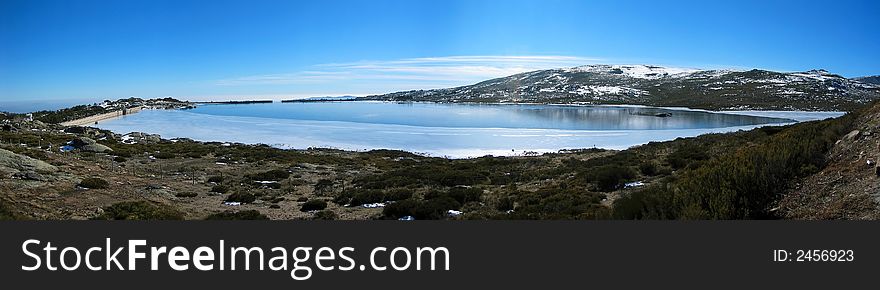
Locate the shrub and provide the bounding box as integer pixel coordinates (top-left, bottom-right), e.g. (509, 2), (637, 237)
(153, 152), (175, 159)
(436, 187), (482, 204)
(175, 192), (198, 198)
(382, 197), (461, 220)
(382, 199), (421, 219)
(667, 144), (709, 169)
(496, 197), (515, 212)
(205, 210), (269, 220)
(113, 156), (127, 163)
(384, 188), (414, 201)
(418, 196), (461, 219)
(334, 188), (414, 206)
(210, 185), (229, 193)
(314, 179), (334, 193)
(207, 176), (224, 183)
(78, 177), (109, 189)
(587, 165), (636, 192)
(510, 190), (607, 219)
(300, 199), (328, 212)
(345, 190), (384, 205)
(226, 192), (256, 203)
(246, 169), (290, 181)
(313, 210), (338, 220)
(638, 161), (658, 176)
(94, 201), (184, 220)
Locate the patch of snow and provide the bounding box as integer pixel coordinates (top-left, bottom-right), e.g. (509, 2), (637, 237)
(624, 181), (645, 188)
(790, 70), (837, 82)
(362, 203), (386, 208)
(779, 89), (805, 95)
(567, 64), (700, 79)
(574, 85), (647, 96)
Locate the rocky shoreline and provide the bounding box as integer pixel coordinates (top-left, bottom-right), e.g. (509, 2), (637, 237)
(60, 106), (143, 126)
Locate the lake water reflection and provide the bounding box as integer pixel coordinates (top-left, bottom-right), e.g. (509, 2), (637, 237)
(95, 102), (838, 158)
(187, 102), (792, 130)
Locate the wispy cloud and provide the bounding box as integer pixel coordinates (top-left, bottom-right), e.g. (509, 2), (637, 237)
(213, 55), (601, 87)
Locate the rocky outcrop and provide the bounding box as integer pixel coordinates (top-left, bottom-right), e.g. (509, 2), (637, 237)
(70, 137), (113, 153)
(782, 102), (880, 219)
(122, 132), (161, 144)
(0, 148), (57, 177)
(13, 171), (47, 181)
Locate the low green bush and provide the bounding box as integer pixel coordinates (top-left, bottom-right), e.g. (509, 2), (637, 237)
(94, 201), (184, 220)
(313, 210), (338, 220)
(210, 185), (229, 193)
(153, 152), (175, 159)
(639, 161), (658, 176)
(226, 192), (256, 203)
(175, 192), (197, 198)
(246, 169), (290, 181)
(334, 188), (414, 205)
(300, 199), (328, 212)
(314, 179), (334, 193)
(205, 210), (269, 220)
(382, 197), (461, 220)
(78, 177), (109, 189)
(586, 165), (636, 192)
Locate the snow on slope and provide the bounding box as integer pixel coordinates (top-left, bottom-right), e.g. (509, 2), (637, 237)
(567, 64), (700, 79)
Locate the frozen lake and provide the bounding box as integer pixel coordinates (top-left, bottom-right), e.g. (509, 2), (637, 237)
(95, 102), (845, 158)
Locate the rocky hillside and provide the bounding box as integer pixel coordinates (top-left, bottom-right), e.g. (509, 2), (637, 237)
(854, 75), (880, 85)
(362, 65), (880, 111)
(781, 100), (880, 219)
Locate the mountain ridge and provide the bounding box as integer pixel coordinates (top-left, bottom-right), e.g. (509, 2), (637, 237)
(854, 75), (880, 85)
(361, 65), (880, 111)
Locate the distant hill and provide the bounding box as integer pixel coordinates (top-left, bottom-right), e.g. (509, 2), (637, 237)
(854, 75), (880, 85)
(362, 65), (880, 111)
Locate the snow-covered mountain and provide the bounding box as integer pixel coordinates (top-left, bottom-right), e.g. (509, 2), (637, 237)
(362, 65), (880, 111)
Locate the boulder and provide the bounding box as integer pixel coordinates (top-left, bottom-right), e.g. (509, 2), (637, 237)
(843, 130), (861, 141)
(70, 137), (112, 153)
(122, 132), (161, 144)
(13, 171), (46, 181)
(0, 148), (57, 173)
(64, 127), (88, 134)
(145, 134), (161, 143)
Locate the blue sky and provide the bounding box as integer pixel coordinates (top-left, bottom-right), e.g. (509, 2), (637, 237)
(1, 0), (879, 104)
